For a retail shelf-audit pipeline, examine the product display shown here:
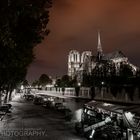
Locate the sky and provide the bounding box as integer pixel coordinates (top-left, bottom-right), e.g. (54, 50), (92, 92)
(27, 0), (140, 82)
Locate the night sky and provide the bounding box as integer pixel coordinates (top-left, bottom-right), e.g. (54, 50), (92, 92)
(27, 0), (140, 82)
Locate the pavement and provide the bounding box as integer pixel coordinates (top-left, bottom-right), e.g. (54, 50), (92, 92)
(0, 94), (86, 140)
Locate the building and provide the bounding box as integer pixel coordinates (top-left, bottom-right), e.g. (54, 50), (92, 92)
(68, 32), (138, 82)
(68, 50), (80, 79)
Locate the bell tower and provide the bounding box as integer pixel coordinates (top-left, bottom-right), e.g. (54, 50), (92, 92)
(68, 50), (80, 78)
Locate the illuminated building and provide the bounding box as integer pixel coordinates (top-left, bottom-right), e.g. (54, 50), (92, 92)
(68, 32), (138, 82)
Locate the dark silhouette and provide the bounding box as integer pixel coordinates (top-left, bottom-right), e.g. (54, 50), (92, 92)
(0, 0), (52, 103)
(75, 86), (80, 97)
(62, 87), (65, 95)
(38, 74), (52, 87)
(55, 75), (77, 87)
(90, 86), (95, 99)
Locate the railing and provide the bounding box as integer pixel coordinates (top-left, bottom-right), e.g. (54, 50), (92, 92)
(37, 87), (91, 99)
(34, 86), (140, 104)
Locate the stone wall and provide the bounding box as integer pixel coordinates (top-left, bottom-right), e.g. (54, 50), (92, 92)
(41, 86), (140, 104)
(94, 86), (140, 104)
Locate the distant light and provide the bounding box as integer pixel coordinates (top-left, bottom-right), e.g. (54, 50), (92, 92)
(78, 83), (81, 86)
(101, 81), (104, 85)
(46, 84), (53, 88)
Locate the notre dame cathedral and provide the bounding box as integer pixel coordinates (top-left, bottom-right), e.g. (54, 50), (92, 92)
(68, 32), (138, 83)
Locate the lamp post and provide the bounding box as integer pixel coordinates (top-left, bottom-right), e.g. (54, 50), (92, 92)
(101, 81), (104, 86)
(101, 81), (105, 100)
(78, 82), (81, 87)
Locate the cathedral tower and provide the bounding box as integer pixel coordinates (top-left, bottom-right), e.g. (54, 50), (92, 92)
(68, 50), (80, 78)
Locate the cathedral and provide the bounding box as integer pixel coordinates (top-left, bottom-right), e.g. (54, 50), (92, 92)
(68, 32), (138, 82)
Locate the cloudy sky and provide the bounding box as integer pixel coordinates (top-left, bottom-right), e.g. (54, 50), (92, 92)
(27, 0), (140, 81)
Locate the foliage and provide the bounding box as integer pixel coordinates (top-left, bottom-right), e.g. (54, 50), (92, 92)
(32, 80), (39, 87)
(82, 61), (137, 87)
(55, 75), (77, 87)
(81, 61), (140, 100)
(82, 72), (92, 87)
(0, 0), (52, 102)
(38, 74), (52, 86)
(119, 63), (133, 78)
(22, 79), (29, 87)
(124, 86), (135, 101)
(110, 86), (118, 97)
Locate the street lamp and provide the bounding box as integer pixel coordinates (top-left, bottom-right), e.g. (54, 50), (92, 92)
(78, 82), (81, 86)
(101, 81), (104, 85)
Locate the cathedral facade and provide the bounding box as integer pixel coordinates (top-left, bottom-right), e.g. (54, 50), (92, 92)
(68, 32), (138, 82)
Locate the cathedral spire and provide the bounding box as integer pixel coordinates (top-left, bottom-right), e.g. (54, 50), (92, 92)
(97, 31), (102, 54)
(97, 31), (103, 61)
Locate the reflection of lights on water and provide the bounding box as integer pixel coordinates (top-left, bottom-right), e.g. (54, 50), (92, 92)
(75, 109), (83, 122)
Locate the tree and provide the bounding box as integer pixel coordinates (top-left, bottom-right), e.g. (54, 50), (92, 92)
(0, 0), (52, 103)
(82, 72), (92, 87)
(55, 75), (76, 87)
(119, 63), (133, 78)
(55, 78), (61, 87)
(32, 80), (39, 87)
(61, 75), (70, 87)
(70, 76), (77, 87)
(38, 74), (52, 86)
(22, 80), (29, 87)
(118, 63), (134, 85)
